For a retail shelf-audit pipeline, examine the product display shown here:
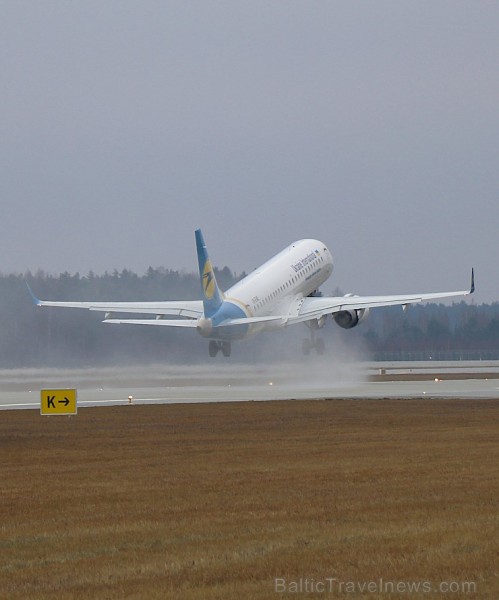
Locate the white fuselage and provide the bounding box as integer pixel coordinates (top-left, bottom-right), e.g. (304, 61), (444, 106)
(220, 239), (334, 337)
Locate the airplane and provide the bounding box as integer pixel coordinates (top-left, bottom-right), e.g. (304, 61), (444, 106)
(28, 229), (475, 357)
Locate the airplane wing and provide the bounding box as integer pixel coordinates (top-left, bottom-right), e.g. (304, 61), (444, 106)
(27, 269), (474, 332)
(28, 284), (286, 329)
(287, 269), (475, 325)
(27, 284), (203, 319)
(105, 267), (474, 331)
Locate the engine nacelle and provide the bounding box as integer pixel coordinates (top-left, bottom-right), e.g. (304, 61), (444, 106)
(333, 294), (369, 329)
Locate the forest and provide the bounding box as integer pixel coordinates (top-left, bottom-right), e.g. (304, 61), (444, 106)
(0, 268), (497, 367)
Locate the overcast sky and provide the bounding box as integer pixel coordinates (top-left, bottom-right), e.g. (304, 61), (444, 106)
(1, 1), (498, 302)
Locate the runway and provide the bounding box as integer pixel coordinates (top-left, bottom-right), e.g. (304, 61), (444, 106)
(0, 360), (498, 410)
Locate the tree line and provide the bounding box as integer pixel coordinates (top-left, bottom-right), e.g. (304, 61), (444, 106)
(0, 268), (497, 367)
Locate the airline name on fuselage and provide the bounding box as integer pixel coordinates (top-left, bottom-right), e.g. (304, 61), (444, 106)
(291, 251), (318, 273)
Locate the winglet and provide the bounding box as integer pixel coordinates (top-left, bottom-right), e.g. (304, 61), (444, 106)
(195, 229), (224, 318)
(470, 268), (475, 294)
(25, 281), (42, 306)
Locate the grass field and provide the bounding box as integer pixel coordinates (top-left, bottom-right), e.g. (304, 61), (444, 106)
(1, 398), (497, 599)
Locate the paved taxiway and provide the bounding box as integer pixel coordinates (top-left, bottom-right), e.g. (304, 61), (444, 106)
(0, 361), (498, 410)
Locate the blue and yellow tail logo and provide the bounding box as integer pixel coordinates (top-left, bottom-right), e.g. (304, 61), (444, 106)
(202, 260), (216, 300)
(195, 229), (224, 318)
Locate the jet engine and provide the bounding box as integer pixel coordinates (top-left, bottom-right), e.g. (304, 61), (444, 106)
(333, 294), (369, 329)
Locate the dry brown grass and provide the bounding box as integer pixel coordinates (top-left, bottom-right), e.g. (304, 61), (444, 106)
(1, 398), (497, 599)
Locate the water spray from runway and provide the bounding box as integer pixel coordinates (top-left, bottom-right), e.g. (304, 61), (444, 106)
(0, 323), (368, 405)
(228, 324), (368, 394)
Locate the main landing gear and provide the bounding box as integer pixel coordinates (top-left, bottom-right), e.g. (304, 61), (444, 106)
(209, 340), (231, 358)
(302, 320), (326, 355)
(302, 335), (325, 355)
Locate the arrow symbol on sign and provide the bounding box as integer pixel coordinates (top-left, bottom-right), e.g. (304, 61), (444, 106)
(58, 398), (70, 406)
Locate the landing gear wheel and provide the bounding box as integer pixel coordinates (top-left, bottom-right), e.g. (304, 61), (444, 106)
(209, 340), (231, 357)
(302, 338), (312, 355)
(315, 338), (325, 355)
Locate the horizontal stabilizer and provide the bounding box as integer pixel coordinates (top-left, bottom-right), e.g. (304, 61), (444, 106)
(217, 315), (284, 326)
(104, 318), (198, 327)
(104, 315), (285, 328)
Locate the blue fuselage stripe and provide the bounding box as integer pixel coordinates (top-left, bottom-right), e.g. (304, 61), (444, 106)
(210, 301), (248, 340)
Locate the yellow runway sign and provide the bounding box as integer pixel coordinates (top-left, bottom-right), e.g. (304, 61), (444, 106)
(40, 389), (77, 415)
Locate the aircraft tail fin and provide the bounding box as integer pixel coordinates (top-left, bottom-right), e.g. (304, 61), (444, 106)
(195, 229), (224, 318)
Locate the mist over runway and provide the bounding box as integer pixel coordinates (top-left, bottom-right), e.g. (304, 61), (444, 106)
(1, 360), (498, 411)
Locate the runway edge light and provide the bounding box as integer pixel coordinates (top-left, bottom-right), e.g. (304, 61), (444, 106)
(40, 389), (77, 415)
